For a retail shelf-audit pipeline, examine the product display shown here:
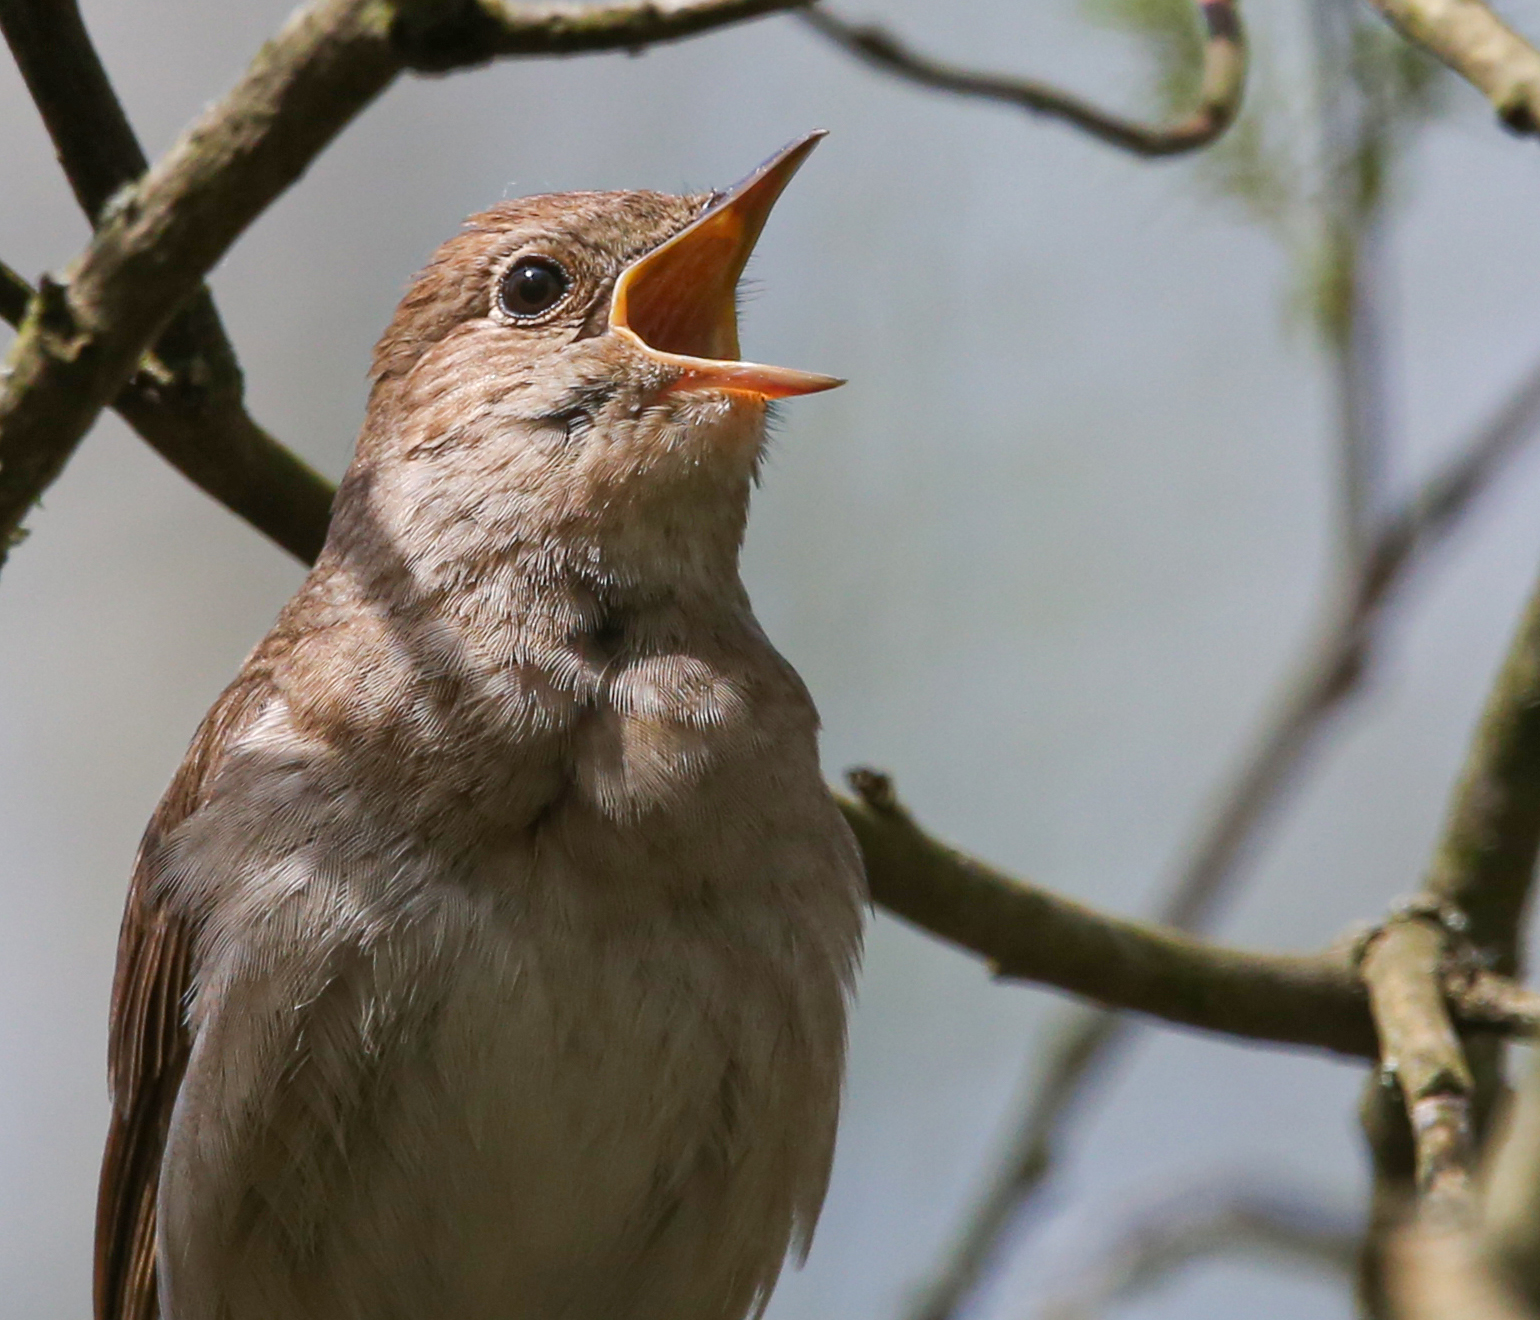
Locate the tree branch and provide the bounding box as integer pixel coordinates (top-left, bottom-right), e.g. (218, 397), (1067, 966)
(0, 0), (148, 220)
(0, 0), (335, 561)
(1360, 914), (1476, 1218)
(1361, 0), (1540, 136)
(840, 769), (1540, 1058)
(0, 0), (807, 563)
(799, 0), (1245, 158)
(0, 264), (334, 562)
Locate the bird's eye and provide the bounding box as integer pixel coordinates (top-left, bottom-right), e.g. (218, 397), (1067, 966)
(499, 257), (570, 319)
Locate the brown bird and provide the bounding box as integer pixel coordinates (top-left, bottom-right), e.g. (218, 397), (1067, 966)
(95, 133), (865, 1320)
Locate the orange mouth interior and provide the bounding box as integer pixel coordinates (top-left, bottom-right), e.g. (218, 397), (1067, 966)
(607, 132), (844, 400)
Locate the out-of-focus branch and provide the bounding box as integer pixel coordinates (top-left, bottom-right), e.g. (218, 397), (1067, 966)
(1485, 1056), (1540, 1312)
(799, 0), (1245, 158)
(1360, 356), (1540, 621)
(1415, 559), (1540, 974)
(840, 769), (1540, 1056)
(0, 0), (334, 561)
(1314, 0), (1390, 571)
(1038, 1183), (1359, 1320)
(1387, 1226), (1534, 1320)
(1361, 0), (1540, 135)
(0, 0), (807, 563)
(894, 344), (1540, 1320)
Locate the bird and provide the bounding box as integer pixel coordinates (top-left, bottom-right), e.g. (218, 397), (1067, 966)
(94, 131), (865, 1320)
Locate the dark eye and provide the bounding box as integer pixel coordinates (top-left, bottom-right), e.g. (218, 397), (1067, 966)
(499, 257), (569, 318)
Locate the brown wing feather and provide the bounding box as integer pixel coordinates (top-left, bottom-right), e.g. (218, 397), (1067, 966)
(94, 909), (191, 1320)
(94, 636), (295, 1320)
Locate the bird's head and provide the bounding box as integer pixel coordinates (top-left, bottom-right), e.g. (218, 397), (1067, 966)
(344, 133), (839, 590)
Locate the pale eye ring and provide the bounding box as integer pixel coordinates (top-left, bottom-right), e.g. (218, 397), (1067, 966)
(499, 257), (570, 319)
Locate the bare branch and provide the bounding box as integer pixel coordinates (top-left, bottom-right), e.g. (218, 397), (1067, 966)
(1385, 1047), (1540, 1319)
(400, 0), (810, 64)
(0, 0), (334, 561)
(0, 263), (333, 562)
(0, 0), (148, 219)
(1038, 1183), (1358, 1320)
(1451, 970), (1540, 1031)
(0, 258), (28, 327)
(1361, 0), (1540, 135)
(1360, 914), (1477, 1218)
(799, 0), (1245, 158)
(841, 769), (1540, 1057)
(0, 0), (807, 562)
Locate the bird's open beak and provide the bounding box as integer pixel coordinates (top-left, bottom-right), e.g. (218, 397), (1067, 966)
(609, 132), (844, 400)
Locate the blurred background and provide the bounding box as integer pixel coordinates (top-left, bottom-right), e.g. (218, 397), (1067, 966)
(6, 1), (1540, 1316)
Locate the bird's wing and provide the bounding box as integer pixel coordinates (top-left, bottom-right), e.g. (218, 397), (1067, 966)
(94, 666), (278, 1320)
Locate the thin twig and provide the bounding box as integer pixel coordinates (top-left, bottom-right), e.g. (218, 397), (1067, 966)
(1037, 1182), (1359, 1320)
(1362, 0), (1540, 135)
(800, 1), (1245, 158)
(0, 0), (807, 562)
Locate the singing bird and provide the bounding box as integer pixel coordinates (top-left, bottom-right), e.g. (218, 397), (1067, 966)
(95, 133), (865, 1320)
